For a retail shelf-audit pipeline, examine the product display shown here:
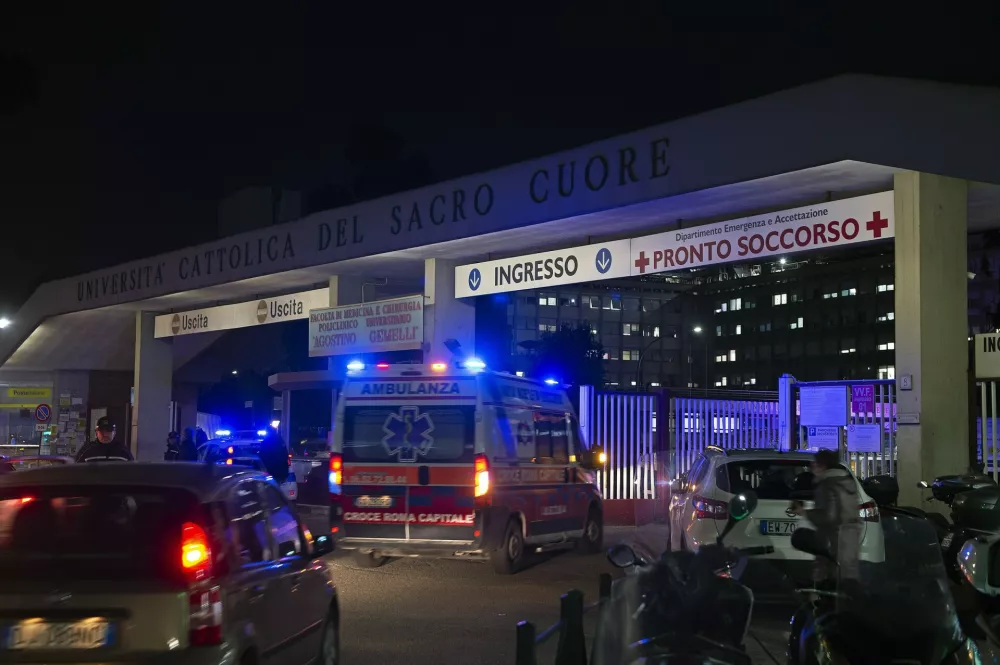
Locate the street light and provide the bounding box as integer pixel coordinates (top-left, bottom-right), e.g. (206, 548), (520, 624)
(691, 326), (708, 390)
(0, 318), (10, 330)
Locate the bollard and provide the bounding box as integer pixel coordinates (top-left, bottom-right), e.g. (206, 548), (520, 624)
(515, 621), (537, 665)
(598, 573), (612, 602)
(554, 589), (587, 665)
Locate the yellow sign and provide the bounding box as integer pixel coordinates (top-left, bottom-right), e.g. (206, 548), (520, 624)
(0, 403), (45, 409)
(6, 387), (51, 399)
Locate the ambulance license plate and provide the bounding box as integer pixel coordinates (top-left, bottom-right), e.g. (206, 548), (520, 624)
(6, 620), (111, 650)
(355, 496), (393, 508)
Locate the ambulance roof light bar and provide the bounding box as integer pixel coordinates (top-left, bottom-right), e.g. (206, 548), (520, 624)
(375, 362), (390, 369)
(346, 360), (365, 372)
(462, 358), (486, 372)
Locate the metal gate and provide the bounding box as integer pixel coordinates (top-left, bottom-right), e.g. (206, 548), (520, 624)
(671, 393), (780, 476)
(977, 380), (1000, 480)
(578, 386), (662, 501)
(785, 378), (898, 479)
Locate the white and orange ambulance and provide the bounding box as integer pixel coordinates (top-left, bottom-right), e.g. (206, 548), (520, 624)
(328, 361), (604, 574)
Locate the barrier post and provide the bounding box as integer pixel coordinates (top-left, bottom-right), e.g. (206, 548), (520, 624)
(554, 589), (586, 665)
(515, 621), (536, 665)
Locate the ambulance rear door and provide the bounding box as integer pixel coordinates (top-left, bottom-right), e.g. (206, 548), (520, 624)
(339, 369), (479, 542)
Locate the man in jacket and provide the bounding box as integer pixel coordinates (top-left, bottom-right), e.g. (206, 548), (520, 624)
(792, 448), (861, 586)
(164, 431), (182, 460)
(75, 416), (134, 462)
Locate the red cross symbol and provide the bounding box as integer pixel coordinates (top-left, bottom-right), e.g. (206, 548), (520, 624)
(866, 211), (889, 238)
(634, 251), (650, 274)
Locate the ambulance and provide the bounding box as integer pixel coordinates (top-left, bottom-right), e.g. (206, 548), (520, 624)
(329, 361), (605, 574)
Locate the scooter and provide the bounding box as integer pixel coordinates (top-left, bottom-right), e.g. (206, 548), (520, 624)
(787, 507), (980, 665)
(919, 473), (998, 583)
(595, 491), (772, 665)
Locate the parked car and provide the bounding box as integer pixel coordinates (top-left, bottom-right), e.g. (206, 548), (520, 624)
(0, 462), (338, 663)
(669, 447), (885, 581)
(4, 455), (75, 470)
(219, 454), (298, 503)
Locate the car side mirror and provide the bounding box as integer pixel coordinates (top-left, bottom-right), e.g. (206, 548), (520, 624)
(790, 528), (836, 562)
(607, 543), (639, 569)
(311, 534), (335, 558)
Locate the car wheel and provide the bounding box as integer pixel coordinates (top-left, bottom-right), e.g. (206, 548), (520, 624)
(576, 506), (603, 554)
(351, 549), (388, 568)
(317, 612), (340, 665)
(491, 517), (525, 575)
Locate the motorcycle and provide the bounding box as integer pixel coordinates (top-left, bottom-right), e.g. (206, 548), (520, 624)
(918, 473), (998, 584)
(593, 491), (773, 665)
(787, 506), (980, 665)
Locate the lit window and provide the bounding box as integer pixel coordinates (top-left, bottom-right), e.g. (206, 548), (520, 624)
(841, 348), (857, 354)
(877, 284), (895, 292)
(729, 349), (736, 362)
(878, 365), (896, 380)
(790, 316), (804, 330)
(716, 325), (723, 337)
(841, 288), (857, 297)
(877, 312), (895, 322)
(650, 382), (660, 387)
(653, 326), (660, 338)
(878, 342), (896, 351)
(622, 350), (632, 361)
(735, 324), (742, 335)
(630, 381), (637, 386)
(730, 298), (742, 311)
(721, 377), (728, 386)
(773, 293), (788, 306)
(623, 324), (631, 336)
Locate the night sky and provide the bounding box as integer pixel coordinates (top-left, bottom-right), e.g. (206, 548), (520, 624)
(1, 2), (996, 316)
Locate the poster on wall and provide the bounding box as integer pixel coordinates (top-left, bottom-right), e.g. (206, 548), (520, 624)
(308, 295), (424, 358)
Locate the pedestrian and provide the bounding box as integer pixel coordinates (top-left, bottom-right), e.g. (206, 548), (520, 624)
(164, 431), (181, 461)
(75, 416), (134, 462)
(791, 448), (861, 587)
(195, 427), (208, 448)
(258, 429), (289, 484)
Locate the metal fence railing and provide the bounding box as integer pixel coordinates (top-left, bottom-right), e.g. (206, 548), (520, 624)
(515, 573), (612, 665)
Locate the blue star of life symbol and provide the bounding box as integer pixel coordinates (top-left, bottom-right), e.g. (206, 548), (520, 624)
(382, 406), (435, 463)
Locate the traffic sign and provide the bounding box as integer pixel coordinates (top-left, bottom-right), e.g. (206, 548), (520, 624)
(34, 404), (51, 422)
(454, 239), (630, 298)
(595, 247), (613, 274)
(851, 385), (875, 415)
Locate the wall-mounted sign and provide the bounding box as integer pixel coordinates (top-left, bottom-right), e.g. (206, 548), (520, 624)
(799, 385), (848, 427)
(976, 334), (1000, 379)
(847, 424), (881, 453)
(154, 288), (329, 338)
(630, 191), (894, 276)
(454, 240), (630, 298)
(807, 426), (840, 449)
(308, 295), (424, 358)
(6, 387), (51, 399)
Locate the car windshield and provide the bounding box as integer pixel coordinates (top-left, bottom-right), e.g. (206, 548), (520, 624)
(0, 484), (208, 584)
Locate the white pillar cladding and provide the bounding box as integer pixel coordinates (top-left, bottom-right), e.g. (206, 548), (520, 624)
(424, 258), (475, 362)
(280, 389), (291, 447)
(131, 312), (173, 461)
(893, 171), (969, 505)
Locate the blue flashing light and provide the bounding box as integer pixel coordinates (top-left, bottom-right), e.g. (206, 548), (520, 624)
(215, 429), (231, 437)
(544, 378), (559, 386)
(346, 360), (365, 372)
(256, 429), (267, 437)
(463, 358), (487, 372)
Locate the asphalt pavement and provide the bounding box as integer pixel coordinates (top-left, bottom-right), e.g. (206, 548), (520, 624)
(322, 528), (792, 665)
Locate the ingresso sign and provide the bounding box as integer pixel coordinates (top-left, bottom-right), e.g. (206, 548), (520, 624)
(308, 295), (424, 358)
(453, 192), (894, 297)
(153, 288), (328, 338)
(975, 333), (1000, 379)
(453, 239), (630, 298)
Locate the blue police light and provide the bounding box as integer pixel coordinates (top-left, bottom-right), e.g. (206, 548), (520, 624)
(215, 429), (231, 437)
(463, 358), (486, 372)
(544, 378), (559, 386)
(256, 429), (267, 437)
(346, 360), (365, 372)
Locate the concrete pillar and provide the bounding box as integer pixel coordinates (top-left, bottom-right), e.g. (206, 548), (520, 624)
(424, 258), (476, 362)
(894, 171), (969, 505)
(131, 312), (173, 461)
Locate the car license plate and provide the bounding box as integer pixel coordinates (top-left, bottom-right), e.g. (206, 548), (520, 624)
(760, 520), (797, 536)
(942, 533), (954, 549)
(356, 496), (393, 508)
(6, 620), (111, 650)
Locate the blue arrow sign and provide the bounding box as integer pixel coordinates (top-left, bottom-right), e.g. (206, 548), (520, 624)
(468, 268), (482, 292)
(595, 247), (613, 274)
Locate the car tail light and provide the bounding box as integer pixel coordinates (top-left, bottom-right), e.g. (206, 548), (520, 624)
(474, 454), (490, 507)
(188, 586), (223, 646)
(329, 453), (343, 495)
(20, 496), (33, 504)
(859, 501), (880, 523)
(430, 362), (447, 372)
(181, 522), (212, 581)
(287, 453), (292, 468)
(692, 495), (728, 520)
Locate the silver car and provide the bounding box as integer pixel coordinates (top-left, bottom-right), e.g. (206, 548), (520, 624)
(0, 462), (339, 664)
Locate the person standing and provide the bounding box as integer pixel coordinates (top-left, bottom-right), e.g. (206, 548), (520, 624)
(164, 431), (182, 461)
(75, 416), (134, 462)
(791, 448), (861, 585)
